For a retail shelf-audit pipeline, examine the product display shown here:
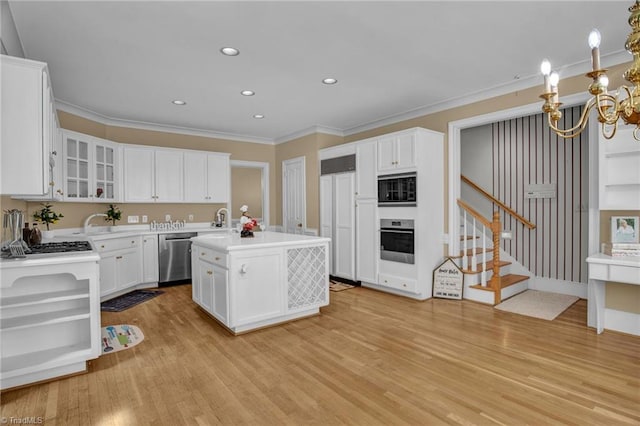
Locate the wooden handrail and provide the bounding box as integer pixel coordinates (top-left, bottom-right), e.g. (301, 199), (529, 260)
(457, 199), (491, 229)
(461, 174), (536, 230)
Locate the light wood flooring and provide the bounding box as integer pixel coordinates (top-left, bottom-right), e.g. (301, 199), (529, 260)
(2, 284), (639, 425)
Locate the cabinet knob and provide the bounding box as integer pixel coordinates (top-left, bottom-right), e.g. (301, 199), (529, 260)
(116, 256), (123, 260)
(100, 245), (105, 249)
(207, 270), (213, 275)
(131, 241), (135, 244)
(201, 252), (206, 256)
(215, 257), (220, 261)
(240, 264), (248, 274)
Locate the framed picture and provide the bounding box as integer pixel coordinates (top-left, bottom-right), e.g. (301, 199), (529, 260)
(611, 216), (639, 243)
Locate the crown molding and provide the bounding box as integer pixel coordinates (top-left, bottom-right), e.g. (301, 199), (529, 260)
(274, 125), (344, 144)
(54, 100), (276, 145)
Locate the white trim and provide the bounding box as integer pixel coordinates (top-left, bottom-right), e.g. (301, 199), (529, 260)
(604, 308), (640, 336)
(274, 125), (344, 144)
(447, 91), (593, 257)
(527, 277), (588, 299)
(282, 156), (307, 234)
(230, 160), (270, 230)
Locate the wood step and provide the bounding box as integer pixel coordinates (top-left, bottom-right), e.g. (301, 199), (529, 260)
(469, 274), (529, 292)
(460, 247), (493, 256)
(462, 260), (510, 274)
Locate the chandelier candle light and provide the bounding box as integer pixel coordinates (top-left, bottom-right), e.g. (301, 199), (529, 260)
(540, 1), (640, 140)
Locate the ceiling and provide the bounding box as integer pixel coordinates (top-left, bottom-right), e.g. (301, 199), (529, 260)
(7, 1), (631, 144)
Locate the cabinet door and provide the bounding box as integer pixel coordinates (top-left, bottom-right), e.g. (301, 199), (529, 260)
(155, 149), (184, 202)
(207, 154), (230, 203)
(377, 136), (397, 172)
(123, 146), (155, 202)
(64, 134), (91, 200)
(142, 235), (159, 283)
(319, 175), (334, 273)
(231, 250), (282, 326)
(197, 260), (214, 313)
(117, 248), (142, 290)
(94, 140), (118, 201)
(395, 133), (416, 170)
(356, 198), (378, 284)
(100, 254), (118, 297)
(356, 141), (377, 198)
(183, 152), (208, 202)
(334, 173), (355, 281)
(212, 268), (229, 323)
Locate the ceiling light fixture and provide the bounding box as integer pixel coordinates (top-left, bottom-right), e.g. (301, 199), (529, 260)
(220, 47), (239, 56)
(540, 1), (640, 140)
(253, 114), (264, 119)
(172, 100), (186, 105)
(322, 78), (338, 85)
(241, 90), (255, 96)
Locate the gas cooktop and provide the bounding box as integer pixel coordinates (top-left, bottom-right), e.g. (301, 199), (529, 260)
(28, 241), (93, 254)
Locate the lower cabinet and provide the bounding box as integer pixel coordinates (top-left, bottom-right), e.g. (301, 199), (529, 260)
(355, 198), (378, 284)
(96, 236), (142, 298)
(142, 235), (159, 284)
(195, 258), (228, 324)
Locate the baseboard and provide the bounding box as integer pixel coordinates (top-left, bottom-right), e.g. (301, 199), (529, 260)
(604, 309), (640, 336)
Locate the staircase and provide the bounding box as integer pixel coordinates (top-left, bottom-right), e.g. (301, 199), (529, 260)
(454, 196), (532, 305)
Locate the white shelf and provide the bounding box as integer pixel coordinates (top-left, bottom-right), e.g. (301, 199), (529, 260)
(0, 289), (89, 308)
(0, 308), (90, 331)
(1, 343), (91, 374)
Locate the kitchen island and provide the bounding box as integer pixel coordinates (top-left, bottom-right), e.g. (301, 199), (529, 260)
(190, 231), (330, 334)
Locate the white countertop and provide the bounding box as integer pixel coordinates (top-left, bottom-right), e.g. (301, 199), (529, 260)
(0, 250), (100, 269)
(192, 231), (330, 252)
(586, 253), (640, 267)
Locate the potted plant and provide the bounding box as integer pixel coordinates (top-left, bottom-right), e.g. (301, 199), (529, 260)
(32, 203), (64, 238)
(105, 204), (122, 229)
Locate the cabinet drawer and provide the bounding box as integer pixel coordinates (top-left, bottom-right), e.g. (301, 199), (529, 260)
(94, 237), (140, 253)
(196, 247), (228, 268)
(378, 273), (417, 293)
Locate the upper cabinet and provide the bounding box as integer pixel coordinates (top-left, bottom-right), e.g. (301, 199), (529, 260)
(184, 152), (230, 203)
(62, 130), (120, 202)
(377, 133), (416, 173)
(356, 140), (377, 199)
(1, 55), (57, 196)
(123, 146), (184, 203)
(598, 127), (640, 210)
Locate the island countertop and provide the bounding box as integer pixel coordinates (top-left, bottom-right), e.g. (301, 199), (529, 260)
(191, 231), (331, 252)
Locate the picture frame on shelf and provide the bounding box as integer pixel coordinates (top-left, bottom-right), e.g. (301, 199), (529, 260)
(611, 216), (639, 243)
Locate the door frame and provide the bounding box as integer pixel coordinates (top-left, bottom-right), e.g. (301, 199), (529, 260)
(230, 160), (270, 229)
(447, 92), (596, 257)
(282, 156), (307, 234)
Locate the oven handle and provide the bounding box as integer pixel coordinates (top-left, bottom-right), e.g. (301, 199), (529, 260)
(380, 228), (414, 234)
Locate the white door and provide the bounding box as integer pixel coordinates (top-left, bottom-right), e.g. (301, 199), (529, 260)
(282, 157), (306, 234)
(356, 198), (378, 284)
(334, 173), (355, 280)
(319, 175), (334, 273)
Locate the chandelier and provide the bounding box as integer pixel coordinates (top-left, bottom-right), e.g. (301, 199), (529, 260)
(540, 1), (640, 140)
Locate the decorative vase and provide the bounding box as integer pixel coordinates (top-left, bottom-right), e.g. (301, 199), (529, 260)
(41, 230), (54, 240)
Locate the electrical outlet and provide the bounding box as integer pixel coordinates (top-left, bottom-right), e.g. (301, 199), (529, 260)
(188, 214), (194, 222)
(142, 215), (148, 223)
(165, 214), (171, 222)
(127, 215), (139, 224)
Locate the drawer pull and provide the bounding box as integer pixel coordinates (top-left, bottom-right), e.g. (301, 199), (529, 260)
(215, 257), (220, 261)
(201, 252), (206, 256)
(116, 256), (123, 260)
(207, 270), (213, 275)
(100, 245), (105, 249)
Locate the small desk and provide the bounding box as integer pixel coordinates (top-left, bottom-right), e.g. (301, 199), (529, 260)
(586, 253), (640, 334)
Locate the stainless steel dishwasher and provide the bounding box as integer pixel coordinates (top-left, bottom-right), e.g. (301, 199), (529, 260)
(158, 232), (198, 285)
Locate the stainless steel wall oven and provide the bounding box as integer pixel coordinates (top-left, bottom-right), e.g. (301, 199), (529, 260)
(380, 219), (415, 264)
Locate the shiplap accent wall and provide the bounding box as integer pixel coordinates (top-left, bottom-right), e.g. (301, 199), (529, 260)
(462, 106), (589, 283)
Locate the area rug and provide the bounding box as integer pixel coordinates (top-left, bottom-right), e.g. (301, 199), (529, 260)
(495, 290), (579, 320)
(100, 289), (164, 312)
(101, 324), (144, 354)
(329, 280), (355, 292)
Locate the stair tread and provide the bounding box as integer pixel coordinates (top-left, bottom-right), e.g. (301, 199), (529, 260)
(460, 247), (493, 256)
(469, 274), (529, 292)
(462, 260), (511, 274)
(459, 235), (480, 241)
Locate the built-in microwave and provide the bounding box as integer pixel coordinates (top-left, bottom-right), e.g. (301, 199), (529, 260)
(378, 172), (417, 206)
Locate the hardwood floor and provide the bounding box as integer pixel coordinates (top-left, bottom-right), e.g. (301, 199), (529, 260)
(2, 285), (639, 425)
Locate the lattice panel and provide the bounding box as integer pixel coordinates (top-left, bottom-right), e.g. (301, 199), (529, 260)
(287, 246), (327, 310)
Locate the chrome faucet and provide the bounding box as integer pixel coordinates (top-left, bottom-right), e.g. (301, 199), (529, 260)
(84, 213), (108, 234)
(213, 208), (229, 227)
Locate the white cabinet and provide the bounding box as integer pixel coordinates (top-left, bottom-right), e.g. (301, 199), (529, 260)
(123, 146), (183, 202)
(1, 55), (55, 196)
(95, 236), (142, 299)
(192, 247), (229, 324)
(62, 130), (119, 202)
(142, 235), (159, 284)
(598, 127), (640, 210)
(184, 152), (230, 203)
(356, 140), (377, 199)
(320, 173), (356, 280)
(377, 133), (416, 173)
(356, 198), (378, 284)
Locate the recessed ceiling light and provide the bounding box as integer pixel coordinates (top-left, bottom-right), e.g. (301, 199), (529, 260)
(241, 90), (255, 96)
(172, 100), (186, 105)
(253, 114), (264, 119)
(220, 47), (239, 56)
(322, 78), (338, 85)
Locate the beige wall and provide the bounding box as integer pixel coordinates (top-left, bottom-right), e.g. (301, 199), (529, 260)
(231, 167), (263, 219)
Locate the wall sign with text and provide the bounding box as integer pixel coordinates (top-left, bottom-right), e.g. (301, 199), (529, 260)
(433, 258), (464, 300)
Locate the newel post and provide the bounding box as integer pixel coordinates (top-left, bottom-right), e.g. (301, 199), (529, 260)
(490, 211), (502, 305)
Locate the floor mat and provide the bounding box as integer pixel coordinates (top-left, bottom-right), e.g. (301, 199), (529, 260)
(329, 280), (355, 292)
(101, 324), (144, 354)
(101, 289), (164, 312)
(494, 290), (579, 320)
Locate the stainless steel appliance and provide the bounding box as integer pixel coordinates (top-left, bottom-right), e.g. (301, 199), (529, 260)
(158, 232), (197, 284)
(380, 219), (415, 264)
(377, 172), (417, 206)
(1, 209), (30, 257)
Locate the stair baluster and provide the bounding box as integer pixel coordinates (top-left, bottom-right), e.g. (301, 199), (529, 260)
(481, 231), (487, 286)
